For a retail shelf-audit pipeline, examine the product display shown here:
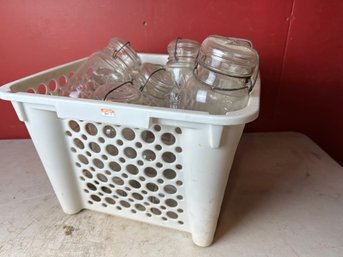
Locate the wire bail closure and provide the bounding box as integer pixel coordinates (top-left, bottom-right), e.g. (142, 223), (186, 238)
(139, 67), (166, 91)
(112, 41), (131, 59)
(192, 61), (259, 92)
(103, 80), (133, 100)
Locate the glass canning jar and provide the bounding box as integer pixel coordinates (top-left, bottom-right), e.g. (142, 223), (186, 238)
(67, 38), (141, 98)
(180, 35), (259, 115)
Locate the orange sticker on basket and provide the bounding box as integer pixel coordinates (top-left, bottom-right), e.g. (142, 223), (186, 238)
(101, 108), (115, 117)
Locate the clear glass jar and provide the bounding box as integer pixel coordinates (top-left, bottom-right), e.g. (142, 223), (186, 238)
(166, 38), (200, 86)
(166, 38), (200, 109)
(180, 35), (259, 114)
(67, 38), (141, 98)
(134, 63), (175, 107)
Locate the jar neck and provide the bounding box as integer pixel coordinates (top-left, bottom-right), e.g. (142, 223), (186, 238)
(193, 63), (249, 90)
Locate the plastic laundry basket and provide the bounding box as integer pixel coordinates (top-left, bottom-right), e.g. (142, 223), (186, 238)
(0, 53), (260, 247)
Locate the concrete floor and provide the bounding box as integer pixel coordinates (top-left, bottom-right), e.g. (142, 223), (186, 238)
(0, 132), (342, 257)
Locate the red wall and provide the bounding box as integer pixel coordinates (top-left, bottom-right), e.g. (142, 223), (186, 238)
(0, 0), (342, 164)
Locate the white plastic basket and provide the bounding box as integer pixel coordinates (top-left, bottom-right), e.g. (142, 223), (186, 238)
(0, 53), (260, 247)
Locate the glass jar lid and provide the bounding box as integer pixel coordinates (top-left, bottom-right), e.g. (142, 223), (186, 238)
(197, 35), (259, 78)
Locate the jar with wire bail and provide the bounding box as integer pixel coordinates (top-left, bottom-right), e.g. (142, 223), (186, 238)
(67, 38), (141, 99)
(166, 38), (200, 108)
(134, 63), (175, 108)
(180, 35), (259, 115)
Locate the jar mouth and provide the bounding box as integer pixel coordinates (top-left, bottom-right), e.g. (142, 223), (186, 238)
(167, 38), (200, 60)
(198, 36), (258, 77)
(107, 38), (142, 69)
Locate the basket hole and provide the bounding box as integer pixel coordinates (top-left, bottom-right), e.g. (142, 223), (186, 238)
(160, 205), (166, 210)
(69, 120), (80, 132)
(26, 88), (36, 94)
(122, 128), (135, 141)
(81, 134), (87, 140)
(141, 130), (155, 143)
(175, 147), (182, 153)
(135, 142), (142, 148)
(88, 201), (93, 205)
(176, 164), (182, 170)
(156, 162), (163, 168)
(166, 211), (178, 219)
(119, 157), (126, 163)
(139, 176), (145, 181)
(59, 76), (67, 86)
(96, 173), (108, 182)
(165, 199), (177, 207)
(109, 161), (121, 172)
(117, 139), (123, 145)
(85, 123), (97, 136)
(162, 217), (167, 221)
(74, 138), (84, 149)
(153, 125), (161, 132)
(101, 186), (112, 194)
(157, 179), (164, 184)
(144, 167), (157, 177)
(103, 126), (116, 138)
(89, 142), (101, 153)
(82, 169), (93, 179)
(98, 137), (105, 143)
(93, 158), (104, 169)
(116, 206), (122, 210)
(146, 183), (159, 192)
(75, 162), (81, 168)
(175, 127), (182, 134)
(161, 133), (176, 145)
(151, 208), (161, 215)
(121, 173), (128, 178)
(65, 131), (72, 137)
(105, 197), (115, 205)
(87, 183), (97, 191)
(70, 147), (76, 153)
(163, 169), (176, 179)
(148, 196), (160, 204)
(101, 155), (108, 160)
(90, 167), (95, 172)
(142, 150), (156, 161)
(120, 200), (130, 208)
(129, 180), (141, 189)
(164, 185), (177, 194)
(177, 208), (184, 213)
(79, 175), (85, 181)
(176, 180), (183, 186)
(132, 193), (143, 200)
(125, 187), (131, 191)
(38, 84), (47, 94)
(177, 195), (183, 200)
(106, 145), (118, 156)
(135, 203), (146, 211)
(137, 160), (144, 166)
(178, 221), (184, 225)
(124, 147), (137, 159)
(112, 176), (124, 185)
(48, 80), (57, 91)
(126, 164), (138, 175)
(162, 152), (176, 163)
(155, 144), (162, 151)
(78, 154), (89, 164)
(116, 189), (127, 197)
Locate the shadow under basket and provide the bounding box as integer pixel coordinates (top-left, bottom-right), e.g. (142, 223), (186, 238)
(0, 53), (260, 247)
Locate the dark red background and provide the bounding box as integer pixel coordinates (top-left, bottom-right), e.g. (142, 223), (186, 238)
(0, 0), (342, 165)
